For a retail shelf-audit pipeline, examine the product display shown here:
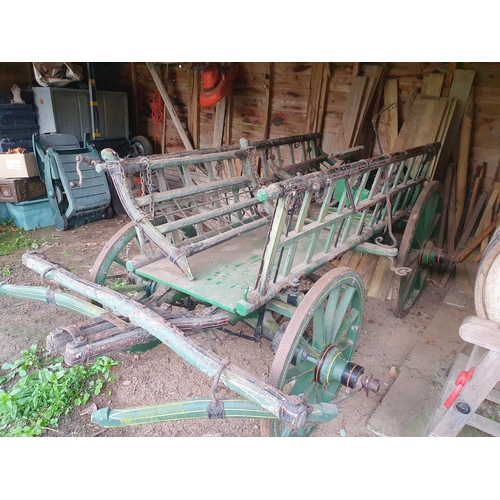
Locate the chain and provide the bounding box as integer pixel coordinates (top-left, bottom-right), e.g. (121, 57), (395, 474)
(138, 158), (155, 220)
(248, 146), (263, 188)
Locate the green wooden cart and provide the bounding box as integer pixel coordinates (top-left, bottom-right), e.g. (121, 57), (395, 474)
(1, 133), (445, 436)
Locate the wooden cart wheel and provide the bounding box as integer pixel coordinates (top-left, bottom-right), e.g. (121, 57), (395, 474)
(392, 181), (443, 318)
(89, 221), (142, 287)
(262, 267), (365, 437)
(475, 226), (500, 322)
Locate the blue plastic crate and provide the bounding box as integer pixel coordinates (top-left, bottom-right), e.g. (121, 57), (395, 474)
(6, 197), (53, 230)
(0, 201), (9, 222)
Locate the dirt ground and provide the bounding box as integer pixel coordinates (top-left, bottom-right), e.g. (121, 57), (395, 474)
(0, 213), (449, 437)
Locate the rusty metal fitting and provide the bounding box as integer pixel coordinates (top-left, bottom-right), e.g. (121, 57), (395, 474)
(359, 374), (380, 396)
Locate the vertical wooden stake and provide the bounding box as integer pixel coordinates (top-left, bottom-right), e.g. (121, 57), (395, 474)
(262, 62), (274, 141)
(188, 63), (200, 149)
(455, 88), (474, 233)
(212, 96), (227, 148)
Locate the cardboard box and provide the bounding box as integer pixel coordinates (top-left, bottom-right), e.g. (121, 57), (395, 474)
(0, 152), (39, 178)
(0, 177), (47, 203)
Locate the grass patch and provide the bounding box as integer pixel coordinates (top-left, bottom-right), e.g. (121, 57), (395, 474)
(0, 222), (58, 257)
(0, 345), (118, 437)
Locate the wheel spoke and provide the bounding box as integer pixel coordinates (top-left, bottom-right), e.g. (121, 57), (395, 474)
(312, 303), (325, 350)
(284, 360), (316, 385)
(333, 308), (360, 345)
(289, 372), (315, 396)
(324, 287), (340, 345)
(298, 337), (319, 359)
(329, 285), (356, 342)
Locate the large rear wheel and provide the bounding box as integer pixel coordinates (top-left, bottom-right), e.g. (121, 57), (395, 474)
(392, 181), (443, 318)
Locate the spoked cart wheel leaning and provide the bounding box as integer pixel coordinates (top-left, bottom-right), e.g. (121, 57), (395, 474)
(392, 181), (444, 318)
(262, 267), (368, 437)
(89, 221), (145, 292)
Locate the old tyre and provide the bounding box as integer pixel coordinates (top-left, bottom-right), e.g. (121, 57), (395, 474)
(130, 135), (154, 156)
(475, 226), (500, 322)
(392, 181), (443, 318)
(262, 267), (365, 437)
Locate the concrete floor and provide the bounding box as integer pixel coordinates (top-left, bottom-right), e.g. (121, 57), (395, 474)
(367, 264), (479, 437)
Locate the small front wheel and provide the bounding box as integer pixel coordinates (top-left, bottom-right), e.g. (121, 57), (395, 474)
(262, 267), (365, 437)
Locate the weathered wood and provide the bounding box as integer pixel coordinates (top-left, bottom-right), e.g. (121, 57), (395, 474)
(455, 88), (474, 234)
(463, 163), (486, 231)
(262, 62), (274, 141)
(427, 347), (500, 436)
(429, 98), (457, 179)
(383, 78), (399, 153)
(433, 69), (476, 180)
(441, 63), (456, 98)
(146, 62), (194, 151)
(438, 163), (454, 248)
(188, 63), (200, 149)
(455, 221), (497, 263)
(340, 76), (368, 150)
(212, 96), (227, 148)
(367, 257), (392, 300)
(477, 190), (499, 252)
(351, 65), (383, 147)
(447, 163), (457, 256)
(305, 62), (329, 134)
(421, 72), (445, 97)
(457, 190), (489, 251)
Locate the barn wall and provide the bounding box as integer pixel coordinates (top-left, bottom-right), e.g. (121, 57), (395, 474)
(1, 61), (499, 188)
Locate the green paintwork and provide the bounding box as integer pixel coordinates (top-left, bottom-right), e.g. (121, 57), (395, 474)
(267, 268), (364, 437)
(92, 399), (277, 427)
(0, 283), (107, 318)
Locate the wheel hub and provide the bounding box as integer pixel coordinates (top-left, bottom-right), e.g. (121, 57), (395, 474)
(417, 240), (446, 266)
(314, 341), (364, 387)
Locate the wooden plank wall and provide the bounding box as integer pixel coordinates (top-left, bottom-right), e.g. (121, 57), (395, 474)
(2, 61), (500, 190)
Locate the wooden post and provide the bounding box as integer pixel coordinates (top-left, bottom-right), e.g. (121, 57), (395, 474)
(383, 78), (398, 153)
(212, 96), (227, 148)
(225, 91), (233, 146)
(146, 62), (194, 151)
(305, 62), (329, 134)
(455, 88), (474, 232)
(441, 62), (457, 98)
(262, 62), (274, 141)
(188, 63), (200, 149)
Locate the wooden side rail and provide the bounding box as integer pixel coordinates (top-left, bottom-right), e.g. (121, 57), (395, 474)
(234, 142), (441, 315)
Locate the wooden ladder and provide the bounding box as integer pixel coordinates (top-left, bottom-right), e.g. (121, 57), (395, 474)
(425, 316), (500, 437)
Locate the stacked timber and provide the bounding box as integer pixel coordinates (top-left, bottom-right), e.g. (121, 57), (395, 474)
(334, 66), (485, 298)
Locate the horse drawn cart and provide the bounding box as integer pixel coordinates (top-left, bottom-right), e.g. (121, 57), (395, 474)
(1, 133), (444, 436)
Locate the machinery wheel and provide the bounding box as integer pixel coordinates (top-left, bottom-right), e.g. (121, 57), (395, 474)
(55, 214), (69, 231)
(130, 135), (154, 156)
(391, 181), (443, 318)
(262, 267), (365, 437)
(104, 205), (114, 220)
(475, 226), (500, 322)
(89, 221), (142, 286)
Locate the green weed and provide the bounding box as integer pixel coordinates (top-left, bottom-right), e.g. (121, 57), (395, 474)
(0, 345), (118, 437)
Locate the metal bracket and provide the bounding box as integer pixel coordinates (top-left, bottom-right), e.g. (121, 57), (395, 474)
(207, 358), (230, 419)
